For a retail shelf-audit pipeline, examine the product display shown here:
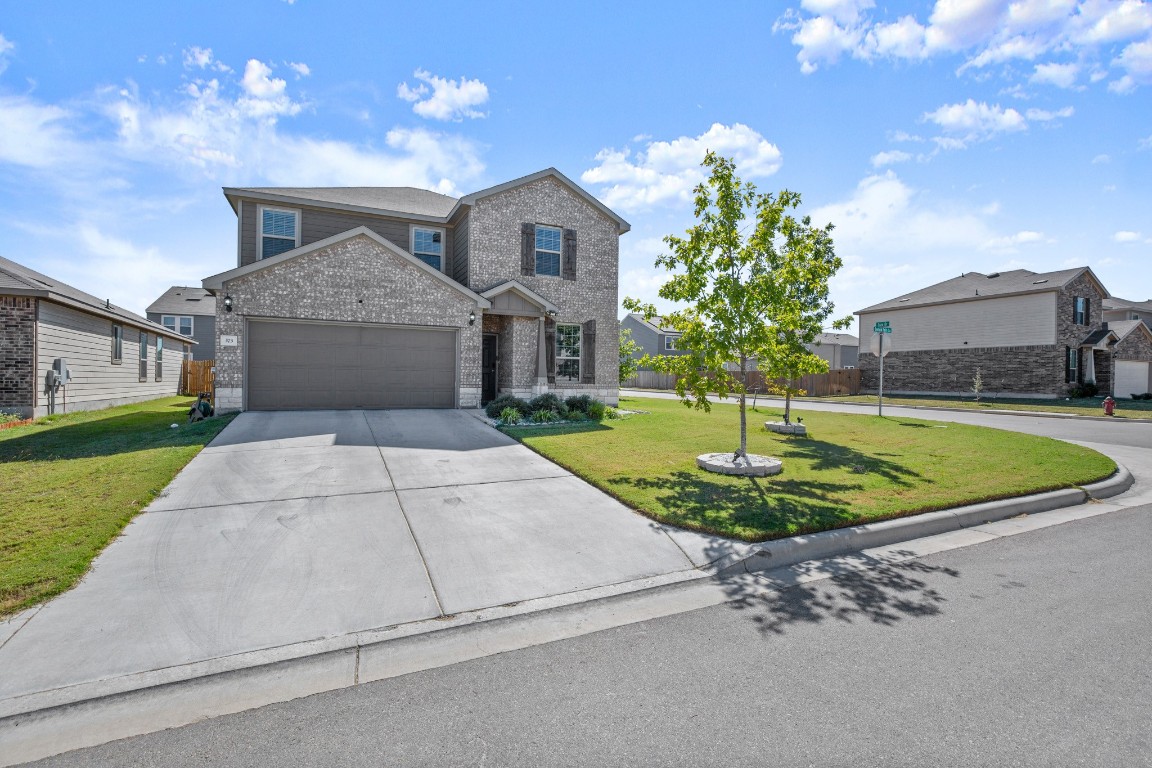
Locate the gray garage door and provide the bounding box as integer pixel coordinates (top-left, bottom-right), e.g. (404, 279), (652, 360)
(247, 320), (457, 409)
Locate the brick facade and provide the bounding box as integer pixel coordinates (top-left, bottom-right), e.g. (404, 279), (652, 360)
(214, 234), (482, 410)
(859, 272), (1114, 397)
(1115, 326), (1152, 361)
(468, 177), (620, 404)
(0, 296), (36, 414)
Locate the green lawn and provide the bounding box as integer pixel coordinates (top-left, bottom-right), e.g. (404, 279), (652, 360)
(505, 396), (1116, 542)
(807, 393), (1152, 418)
(0, 398), (235, 618)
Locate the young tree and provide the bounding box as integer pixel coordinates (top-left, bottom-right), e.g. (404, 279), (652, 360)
(618, 328), (641, 386)
(624, 151), (847, 462)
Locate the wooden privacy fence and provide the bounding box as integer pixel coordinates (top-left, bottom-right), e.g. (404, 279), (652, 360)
(623, 368), (862, 397)
(180, 359), (215, 396)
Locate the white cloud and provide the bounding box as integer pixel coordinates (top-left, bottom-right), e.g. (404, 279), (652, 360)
(287, 61), (311, 78)
(1024, 105), (1074, 120)
(870, 149), (912, 167)
(777, 0), (1152, 92)
(1114, 230), (1143, 242)
(1092, 153), (1111, 163)
(397, 69), (489, 121)
(1030, 61), (1080, 87)
(983, 229), (1050, 251)
(924, 99), (1027, 142)
(1140, 134), (1152, 148)
(0, 96), (83, 168)
(581, 123), (783, 211)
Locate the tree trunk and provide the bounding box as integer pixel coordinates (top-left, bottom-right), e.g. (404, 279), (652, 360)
(737, 355), (748, 460)
(784, 378), (792, 424)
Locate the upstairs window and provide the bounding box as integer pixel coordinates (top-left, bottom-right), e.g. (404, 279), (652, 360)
(664, 335), (679, 351)
(162, 315), (194, 337)
(260, 206), (299, 259)
(535, 225), (561, 277)
(1073, 296), (1088, 325)
(556, 324), (581, 381)
(411, 226), (444, 270)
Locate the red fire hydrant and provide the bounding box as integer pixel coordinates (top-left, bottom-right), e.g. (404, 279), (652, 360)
(1103, 396), (1115, 417)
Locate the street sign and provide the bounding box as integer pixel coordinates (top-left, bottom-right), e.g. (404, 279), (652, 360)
(873, 321), (890, 331)
(875, 327), (892, 333)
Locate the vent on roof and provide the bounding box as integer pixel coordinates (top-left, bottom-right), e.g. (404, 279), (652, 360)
(898, 298), (910, 303)
(1032, 279), (1048, 284)
(185, 297), (202, 301)
(987, 272), (1000, 278)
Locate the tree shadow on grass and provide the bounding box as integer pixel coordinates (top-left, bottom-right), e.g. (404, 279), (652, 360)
(719, 549), (963, 636)
(774, 437), (926, 488)
(609, 471), (868, 540)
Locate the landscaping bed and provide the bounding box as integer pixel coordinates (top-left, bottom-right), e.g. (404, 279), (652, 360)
(0, 398), (235, 618)
(504, 396), (1116, 542)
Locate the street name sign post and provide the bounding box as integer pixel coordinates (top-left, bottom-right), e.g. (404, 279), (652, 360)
(870, 323), (892, 416)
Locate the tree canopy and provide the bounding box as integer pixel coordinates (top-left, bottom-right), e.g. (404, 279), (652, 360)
(623, 151), (849, 459)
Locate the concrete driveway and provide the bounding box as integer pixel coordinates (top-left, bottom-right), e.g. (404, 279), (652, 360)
(0, 410), (719, 701)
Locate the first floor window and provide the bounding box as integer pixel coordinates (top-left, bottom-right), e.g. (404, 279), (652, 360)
(111, 324), (123, 364)
(556, 324), (580, 382)
(1066, 347), (1079, 383)
(260, 206), (299, 259)
(155, 337), (164, 381)
(139, 331), (148, 381)
(535, 225), (561, 277)
(411, 226), (444, 270)
(162, 315), (194, 337)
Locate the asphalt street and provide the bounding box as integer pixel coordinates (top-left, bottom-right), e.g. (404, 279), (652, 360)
(30, 500), (1152, 768)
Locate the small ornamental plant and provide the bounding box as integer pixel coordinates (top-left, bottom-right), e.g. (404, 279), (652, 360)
(499, 407), (522, 425)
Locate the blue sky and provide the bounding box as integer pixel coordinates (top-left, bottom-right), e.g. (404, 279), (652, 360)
(1, 0), (1149, 331)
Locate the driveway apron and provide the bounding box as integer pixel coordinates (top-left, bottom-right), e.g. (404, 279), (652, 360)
(0, 410), (697, 701)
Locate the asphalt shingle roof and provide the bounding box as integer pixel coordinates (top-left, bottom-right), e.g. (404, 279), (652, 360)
(230, 186), (459, 218)
(856, 267), (1091, 314)
(146, 286), (215, 316)
(0, 255), (186, 339)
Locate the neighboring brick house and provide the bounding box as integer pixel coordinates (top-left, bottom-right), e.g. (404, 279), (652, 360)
(855, 267), (1152, 398)
(146, 286), (216, 361)
(620, 314), (692, 366)
(1109, 319), (1152, 398)
(0, 256), (192, 418)
(202, 169), (628, 411)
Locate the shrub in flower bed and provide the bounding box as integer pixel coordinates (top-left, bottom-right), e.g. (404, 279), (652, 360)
(485, 394), (531, 419)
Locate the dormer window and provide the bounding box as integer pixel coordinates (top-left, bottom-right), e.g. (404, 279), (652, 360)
(411, 225), (445, 271)
(259, 206), (300, 259)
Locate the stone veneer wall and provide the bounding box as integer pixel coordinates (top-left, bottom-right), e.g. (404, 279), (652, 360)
(1115, 327), (1152, 361)
(468, 177), (620, 405)
(214, 234), (482, 410)
(0, 296), (36, 415)
(860, 272), (1112, 397)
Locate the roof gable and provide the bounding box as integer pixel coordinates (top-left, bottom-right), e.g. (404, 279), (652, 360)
(458, 168), (630, 234)
(202, 226), (491, 308)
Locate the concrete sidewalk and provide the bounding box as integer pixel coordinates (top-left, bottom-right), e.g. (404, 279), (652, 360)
(0, 410), (731, 705)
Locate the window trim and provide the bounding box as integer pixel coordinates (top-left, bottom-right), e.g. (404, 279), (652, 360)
(111, 324), (123, 364)
(155, 336), (164, 382)
(139, 331), (149, 382)
(257, 204), (301, 260)
(409, 224), (447, 273)
(556, 323), (581, 382)
(664, 335), (679, 351)
(161, 314), (195, 337)
(534, 224), (562, 278)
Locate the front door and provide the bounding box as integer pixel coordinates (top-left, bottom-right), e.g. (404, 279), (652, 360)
(482, 334), (498, 404)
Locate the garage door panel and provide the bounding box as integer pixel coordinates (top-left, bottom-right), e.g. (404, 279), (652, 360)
(1116, 360), (1151, 399)
(248, 320), (457, 410)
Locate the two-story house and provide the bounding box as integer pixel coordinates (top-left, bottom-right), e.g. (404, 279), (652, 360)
(146, 286), (216, 361)
(620, 314), (693, 365)
(855, 267), (1152, 398)
(202, 169), (628, 411)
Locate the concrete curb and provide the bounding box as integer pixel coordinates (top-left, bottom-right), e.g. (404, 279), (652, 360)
(0, 462), (1135, 766)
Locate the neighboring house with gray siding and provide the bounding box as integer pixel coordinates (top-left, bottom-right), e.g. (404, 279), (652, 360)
(807, 332), (858, 369)
(1103, 296), (1152, 329)
(204, 168), (628, 411)
(620, 314), (692, 366)
(146, 286), (216, 360)
(856, 267), (1152, 398)
(0, 256), (192, 418)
